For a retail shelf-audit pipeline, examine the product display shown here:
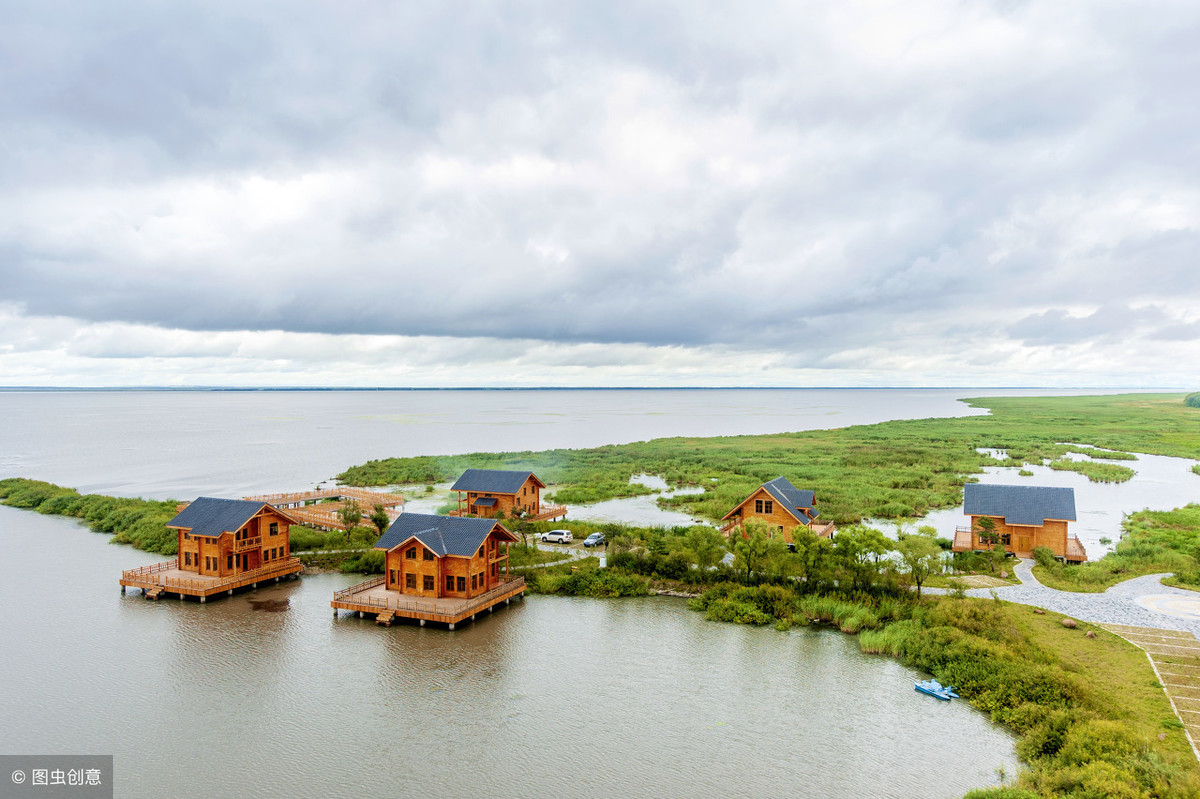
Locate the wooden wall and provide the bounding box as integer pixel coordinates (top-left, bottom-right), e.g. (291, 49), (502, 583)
(727, 488), (811, 543)
(175, 506), (294, 577)
(967, 515), (1069, 558)
(463, 475), (542, 518)
(385, 527), (510, 599)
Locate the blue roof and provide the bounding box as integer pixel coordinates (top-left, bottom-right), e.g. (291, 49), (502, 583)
(964, 484), (1076, 526)
(451, 469), (542, 494)
(167, 497), (267, 538)
(472, 497), (498, 507)
(373, 513), (516, 557)
(762, 477), (820, 521)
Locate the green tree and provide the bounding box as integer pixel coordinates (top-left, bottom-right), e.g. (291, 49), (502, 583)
(732, 518), (773, 583)
(974, 516), (1002, 573)
(896, 529), (943, 597)
(369, 503), (391, 536)
(792, 528), (835, 592)
(834, 525), (893, 591)
(601, 523), (627, 558)
(682, 525), (727, 572)
(337, 499), (363, 533)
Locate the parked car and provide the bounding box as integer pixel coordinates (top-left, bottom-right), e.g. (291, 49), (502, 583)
(540, 529), (573, 544)
(583, 533), (606, 548)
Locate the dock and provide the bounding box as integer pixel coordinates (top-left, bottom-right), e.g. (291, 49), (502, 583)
(242, 488), (405, 531)
(331, 575), (526, 629)
(120, 557), (304, 601)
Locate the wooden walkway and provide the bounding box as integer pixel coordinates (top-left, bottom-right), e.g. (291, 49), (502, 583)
(448, 504), (567, 522)
(331, 576), (526, 629)
(1102, 623), (1200, 762)
(120, 557), (303, 601)
(243, 488), (405, 531)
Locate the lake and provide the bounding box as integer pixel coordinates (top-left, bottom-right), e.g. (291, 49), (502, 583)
(0, 388), (1035, 798)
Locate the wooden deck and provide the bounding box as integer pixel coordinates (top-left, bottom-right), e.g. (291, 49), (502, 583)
(120, 557), (304, 601)
(449, 504), (567, 522)
(243, 488), (405, 531)
(953, 526), (1088, 563)
(331, 575), (526, 629)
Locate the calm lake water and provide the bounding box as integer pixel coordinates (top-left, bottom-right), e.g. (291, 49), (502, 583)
(1, 506), (1018, 799)
(0, 388), (1044, 798)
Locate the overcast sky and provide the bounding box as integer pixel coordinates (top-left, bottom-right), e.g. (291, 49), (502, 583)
(2, 0), (1198, 387)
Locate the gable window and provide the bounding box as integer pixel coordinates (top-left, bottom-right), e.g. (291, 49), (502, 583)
(477, 546), (484, 558)
(405, 573), (416, 589)
(406, 547), (417, 559)
(764, 500), (774, 514)
(269, 522), (278, 536)
(457, 576), (466, 592)
(423, 549), (435, 561)
(754, 499), (763, 513)
(445, 575), (455, 592)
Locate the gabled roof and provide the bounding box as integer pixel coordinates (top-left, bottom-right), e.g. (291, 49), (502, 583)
(451, 469), (544, 495)
(373, 513), (517, 557)
(721, 476), (819, 523)
(964, 484), (1076, 526)
(168, 497), (273, 538)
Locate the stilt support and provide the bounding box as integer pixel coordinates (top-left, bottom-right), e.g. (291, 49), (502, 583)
(121, 585), (126, 595)
(200, 596), (206, 603)
(419, 619), (425, 627)
(448, 622), (455, 630)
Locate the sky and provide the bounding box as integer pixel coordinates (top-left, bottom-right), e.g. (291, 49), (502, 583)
(1, 0), (1198, 388)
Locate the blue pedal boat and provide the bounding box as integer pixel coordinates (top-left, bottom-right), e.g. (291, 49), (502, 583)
(915, 679), (960, 700)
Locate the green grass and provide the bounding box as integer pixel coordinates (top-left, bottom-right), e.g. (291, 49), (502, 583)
(1033, 505), (1200, 592)
(524, 560), (650, 597)
(337, 394), (1200, 525)
(508, 545), (572, 568)
(1047, 458), (1135, 483)
(0, 478), (181, 554)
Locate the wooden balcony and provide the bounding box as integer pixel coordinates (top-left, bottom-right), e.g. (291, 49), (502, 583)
(1066, 536), (1088, 563)
(120, 557), (303, 600)
(449, 504), (568, 522)
(331, 575), (526, 628)
(952, 526), (974, 552)
(234, 535), (262, 552)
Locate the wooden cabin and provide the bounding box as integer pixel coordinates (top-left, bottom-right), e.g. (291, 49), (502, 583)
(330, 513), (527, 628)
(172, 497), (301, 577)
(450, 469), (566, 521)
(720, 476), (833, 543)
(120, 497), (304, 601)
(952, 484), (1087, 563)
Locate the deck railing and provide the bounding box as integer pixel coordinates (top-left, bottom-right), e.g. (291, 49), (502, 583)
(234, 535), (262, 552)
(121, 557), (303, 592)
(333, 576), (526, 620)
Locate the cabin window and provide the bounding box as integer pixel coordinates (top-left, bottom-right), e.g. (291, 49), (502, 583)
(423, 575), (434, 591)
(471, 574), (477, 590)
(764, 500), (774, 514)
(183, 552), (190, 566)
(406, 547), (417, 559)
(269, 522), (278, 536)
(423, 549), (435, 561)
(754, 499), (763, 513)
(477, 546), (483, 558)
(445, 575), (454, 592)
(1001, 534), (1012, 546)
(491, 563), (497, 577)
(389, 569), (397, 586)
(405, 573), (416, 589)
(457, 576), (466, 591)
(478, 572), (485, 588)
(227, 555), (233, 570)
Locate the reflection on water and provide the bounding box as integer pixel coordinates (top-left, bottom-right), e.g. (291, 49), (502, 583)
(1, 506), (1016, 799)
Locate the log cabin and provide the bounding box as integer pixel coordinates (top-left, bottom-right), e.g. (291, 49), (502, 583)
(330, 513), (527, 628)
(720, 476), (834, 543)
(375, 513), (519, 599)
(450, 469), (565, 521)
(952, 484), (1087, 563)
(172, 497), (301, 578)
(120, 497), (304, 601)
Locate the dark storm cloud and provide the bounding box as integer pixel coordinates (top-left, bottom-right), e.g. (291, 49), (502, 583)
(2, 0), (1199, 371)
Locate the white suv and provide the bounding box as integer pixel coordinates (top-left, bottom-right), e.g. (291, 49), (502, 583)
(540, 530), (573, 544)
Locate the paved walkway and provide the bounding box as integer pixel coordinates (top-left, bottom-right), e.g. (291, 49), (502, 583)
(960, 560), (1200, 637)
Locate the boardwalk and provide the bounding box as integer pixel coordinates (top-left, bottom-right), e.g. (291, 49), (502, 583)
(243, 487), (405, 531)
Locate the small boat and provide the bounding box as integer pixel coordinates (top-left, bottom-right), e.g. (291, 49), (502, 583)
(915, 679), (960, 700)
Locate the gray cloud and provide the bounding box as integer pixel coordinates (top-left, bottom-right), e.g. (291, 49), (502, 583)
(1, 0), (1199, 385)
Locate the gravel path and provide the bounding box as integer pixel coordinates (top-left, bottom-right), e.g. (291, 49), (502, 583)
(959, 559), (1200, 635)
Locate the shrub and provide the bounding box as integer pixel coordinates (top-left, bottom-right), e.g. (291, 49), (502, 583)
(1032, 546), (1058, 569)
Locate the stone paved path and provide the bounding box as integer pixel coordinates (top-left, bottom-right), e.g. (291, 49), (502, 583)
(1101, 624), (1200, 761)
(961, 560), (1200, 637)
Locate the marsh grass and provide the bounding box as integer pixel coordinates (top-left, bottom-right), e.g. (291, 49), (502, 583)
(338, 394), (1200, 525)
(1032, 505), (1200, 592)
